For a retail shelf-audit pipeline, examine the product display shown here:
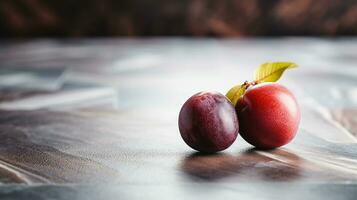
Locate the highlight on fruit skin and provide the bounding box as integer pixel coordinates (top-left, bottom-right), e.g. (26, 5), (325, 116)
(178, 91), (239, 153)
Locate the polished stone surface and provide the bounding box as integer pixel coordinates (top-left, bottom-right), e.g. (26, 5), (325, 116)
(0, 38), (356, 199)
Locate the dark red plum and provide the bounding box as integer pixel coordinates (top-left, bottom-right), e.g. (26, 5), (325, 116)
(178, 92), (239, 153)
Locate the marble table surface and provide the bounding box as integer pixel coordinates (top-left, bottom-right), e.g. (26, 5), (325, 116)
(0, 38), (356, 199)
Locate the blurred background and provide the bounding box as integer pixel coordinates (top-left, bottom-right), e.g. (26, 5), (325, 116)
(1, 0), (357, 38)
(1, 0), (357, 111)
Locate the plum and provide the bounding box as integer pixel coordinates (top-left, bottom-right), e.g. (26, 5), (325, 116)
(236, 83), (300, 149)
(178, 92), (239, 153)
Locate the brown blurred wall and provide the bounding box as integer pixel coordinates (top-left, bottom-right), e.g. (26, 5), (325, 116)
(1, 0), (357, 37)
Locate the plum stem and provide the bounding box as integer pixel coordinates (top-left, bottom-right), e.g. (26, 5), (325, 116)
(250, 80), (261, 86)
(242, 81), (250, 90)
(242, 80), (260, 90)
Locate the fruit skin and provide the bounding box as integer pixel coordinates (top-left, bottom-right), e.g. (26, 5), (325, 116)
(236, 83), (300, 149)
(179, 92), (239, 153)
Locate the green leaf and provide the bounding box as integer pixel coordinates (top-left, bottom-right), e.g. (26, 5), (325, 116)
(254, 62), (298, 83)
(226, 83), (248, 106)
